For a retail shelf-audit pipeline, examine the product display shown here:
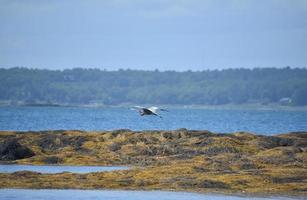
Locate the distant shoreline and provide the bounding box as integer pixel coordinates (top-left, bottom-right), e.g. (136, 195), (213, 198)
(0, 104), (307, 111)
(1, 102), (307, 111)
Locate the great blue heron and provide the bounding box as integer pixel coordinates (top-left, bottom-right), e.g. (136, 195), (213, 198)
(131, 106), (168, 118)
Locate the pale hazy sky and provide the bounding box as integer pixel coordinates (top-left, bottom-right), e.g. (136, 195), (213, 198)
(1, 0), (307, 71)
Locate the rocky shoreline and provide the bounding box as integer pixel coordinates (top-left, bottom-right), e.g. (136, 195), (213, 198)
(0, 129), (306, 195)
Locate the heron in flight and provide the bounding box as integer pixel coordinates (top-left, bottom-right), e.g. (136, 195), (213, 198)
(131, 106), (168, 118)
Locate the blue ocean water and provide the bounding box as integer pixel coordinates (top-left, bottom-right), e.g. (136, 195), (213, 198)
(0, 189), (298, 200)
(0, 106), (307, 135)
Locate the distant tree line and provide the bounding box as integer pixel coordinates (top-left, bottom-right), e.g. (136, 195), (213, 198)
(0, 67), (307, 106)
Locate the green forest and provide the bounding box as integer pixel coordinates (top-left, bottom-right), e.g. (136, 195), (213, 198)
(1, 67), (307, 106)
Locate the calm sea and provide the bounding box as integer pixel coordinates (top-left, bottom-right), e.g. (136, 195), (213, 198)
(0, 106), (306, 135)
(0, 189), (298, 200)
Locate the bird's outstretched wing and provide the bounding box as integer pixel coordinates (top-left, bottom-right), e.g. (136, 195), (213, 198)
(130, 106), (146, 110)
(148, 106), (169, 113)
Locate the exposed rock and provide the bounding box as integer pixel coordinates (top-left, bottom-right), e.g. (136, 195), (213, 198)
(178, 178), (230, 189)
(202, 146), (239, 156)
(12, 171), (41, 176)
(161, 131), (177, 139)
(0, 130), (307, 195)
(108, 142), (122, 151)
(38, 135), (87, 151)
(255, 136), (294, 149)
(194, 138), (214, 147)
(186, 130), (213, 138)
(254, 147), (303, 165)
(0, 138), (35, 160)
(42, 156), (63, 164)
(38, 135), (64, 150)
(198, 180), (230, 189)
(271, 176), (307, 184)
(238, 162), (258, 170)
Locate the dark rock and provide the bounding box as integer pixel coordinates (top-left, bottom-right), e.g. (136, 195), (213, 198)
(75, 147), (92, 154)
(115, 178), (134, 186)
(294, 141), (307, 148)
(12, 170), (41, 176)
(42, 156), (63, 164)
(108, 142), (122, 151)
(194, 138), (214, 147)
(174, 128), (188, 137)
(239, 162), (258, 170)
(177, 177), (231, 189)
(256, 136), (294, 149)
(256, 147), (303, 165)
(73, 136), (87, 148)
(38, 135), (87, 151)
(202, 146), (239, 156)
(198, 180), (230, 189)
(0, 138), (35, 160)
(38, 135), (65, 150)
(186, 130), (213, 138)
(271, 176), (307, 183)
(161, 131), (175, 139)
(280, 132), (307, 139)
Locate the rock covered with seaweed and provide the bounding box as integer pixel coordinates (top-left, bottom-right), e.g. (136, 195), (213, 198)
(0, 129), (306, 195)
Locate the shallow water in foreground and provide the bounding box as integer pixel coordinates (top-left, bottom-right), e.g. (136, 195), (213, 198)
(0, 189), (299, 200)
(1, 106), (307, 134)
(0, 165), (128, 174)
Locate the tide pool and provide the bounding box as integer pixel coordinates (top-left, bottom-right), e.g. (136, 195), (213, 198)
(0, 164), (128, 174)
